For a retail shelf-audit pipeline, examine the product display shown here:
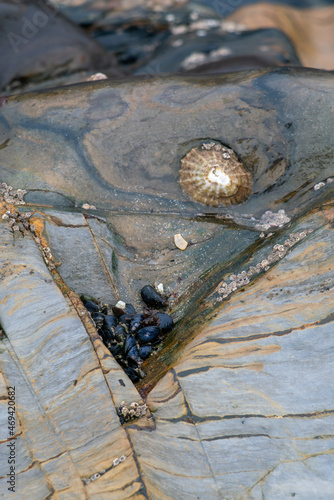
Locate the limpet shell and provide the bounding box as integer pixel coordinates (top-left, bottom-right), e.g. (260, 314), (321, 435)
(179, 142), (252, 206)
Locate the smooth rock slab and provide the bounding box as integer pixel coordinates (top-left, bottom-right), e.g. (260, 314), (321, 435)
(0, 0), (124, 93)
(128, 210), (334, 499)
(0, 223), (147, 499)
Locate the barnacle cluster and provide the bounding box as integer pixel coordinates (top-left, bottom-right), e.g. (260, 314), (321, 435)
(0, 182), (26, 205)
(86, 73), (107, 82)
(314, 177), (333, 191)
(217, 230), (313, 300)
(0, 182), (32, 234)
(40, 246), (55, 270)
(179, 141), (252, 206)
(145, 0), (187, 13)
(116, 400), (148, 424)
(112, 455), (127, 466)
(181, 47), (232, 70)
(83, 455), (127, 484)
(254, 210), (291, 231)
(0, 182), (56, 271)
(2, 210), (32, 234)
(84, 471), (105, 485)
(170, 18), (246, 37)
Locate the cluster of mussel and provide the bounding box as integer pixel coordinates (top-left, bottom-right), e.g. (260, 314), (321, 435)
(81, 285), (174, 383)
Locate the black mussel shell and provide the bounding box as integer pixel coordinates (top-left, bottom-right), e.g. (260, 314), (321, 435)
(130, 313), (144, 333)
(140, 285), (167, 309)
(91, 311), (105, 328)
(125, 303), (136, 315)
(83, 300), (99, 313)
(137, 326), (160, 345)
(104, 314), (118, 330)
(124, 366), (140, 383)
(114, 324), (127, 342)
(138, 345), (152, 360)
(157, 313), (174, 334)
(123, 334), (136, 356)
(99, 326), (114, 344)
(108, 343), (122, 356)
(118, 414), (126, 425)
(127, 345), (139, 368)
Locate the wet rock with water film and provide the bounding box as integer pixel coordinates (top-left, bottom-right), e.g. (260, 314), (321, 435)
(0, 1), (333, 497)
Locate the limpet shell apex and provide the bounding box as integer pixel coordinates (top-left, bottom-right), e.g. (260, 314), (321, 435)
(179, 142), (252, 206)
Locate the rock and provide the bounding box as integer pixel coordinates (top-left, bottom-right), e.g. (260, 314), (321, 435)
(227, 3), (334, 70)
(0, 223), (151, 498)
(136, 27), (301, 75)
(0, 68), (333, 313)
(0, 0), (124, 93)
(131, 210), (334, 499)
(0, 65), (333, 498)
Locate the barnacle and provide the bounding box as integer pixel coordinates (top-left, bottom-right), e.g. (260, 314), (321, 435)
(179, 141), (252, 206)
(215, 229), (312, 300)
(117, 400), (148, 423)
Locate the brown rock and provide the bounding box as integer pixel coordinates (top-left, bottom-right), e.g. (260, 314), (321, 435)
(227, 3), (334, 70)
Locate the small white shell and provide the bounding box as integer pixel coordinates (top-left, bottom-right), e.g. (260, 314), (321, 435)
(179, 142), (252, 206)
(87, 73), (107, 81)
(174, 234), (188, 250)
(155, 282), (164, 293)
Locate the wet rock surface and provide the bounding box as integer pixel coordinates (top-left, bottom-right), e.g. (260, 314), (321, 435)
(0, 1), (333, 498)
(136, 27), (301, 75)
(0, 68), (333, 320)
(0, 0), (124, 94)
